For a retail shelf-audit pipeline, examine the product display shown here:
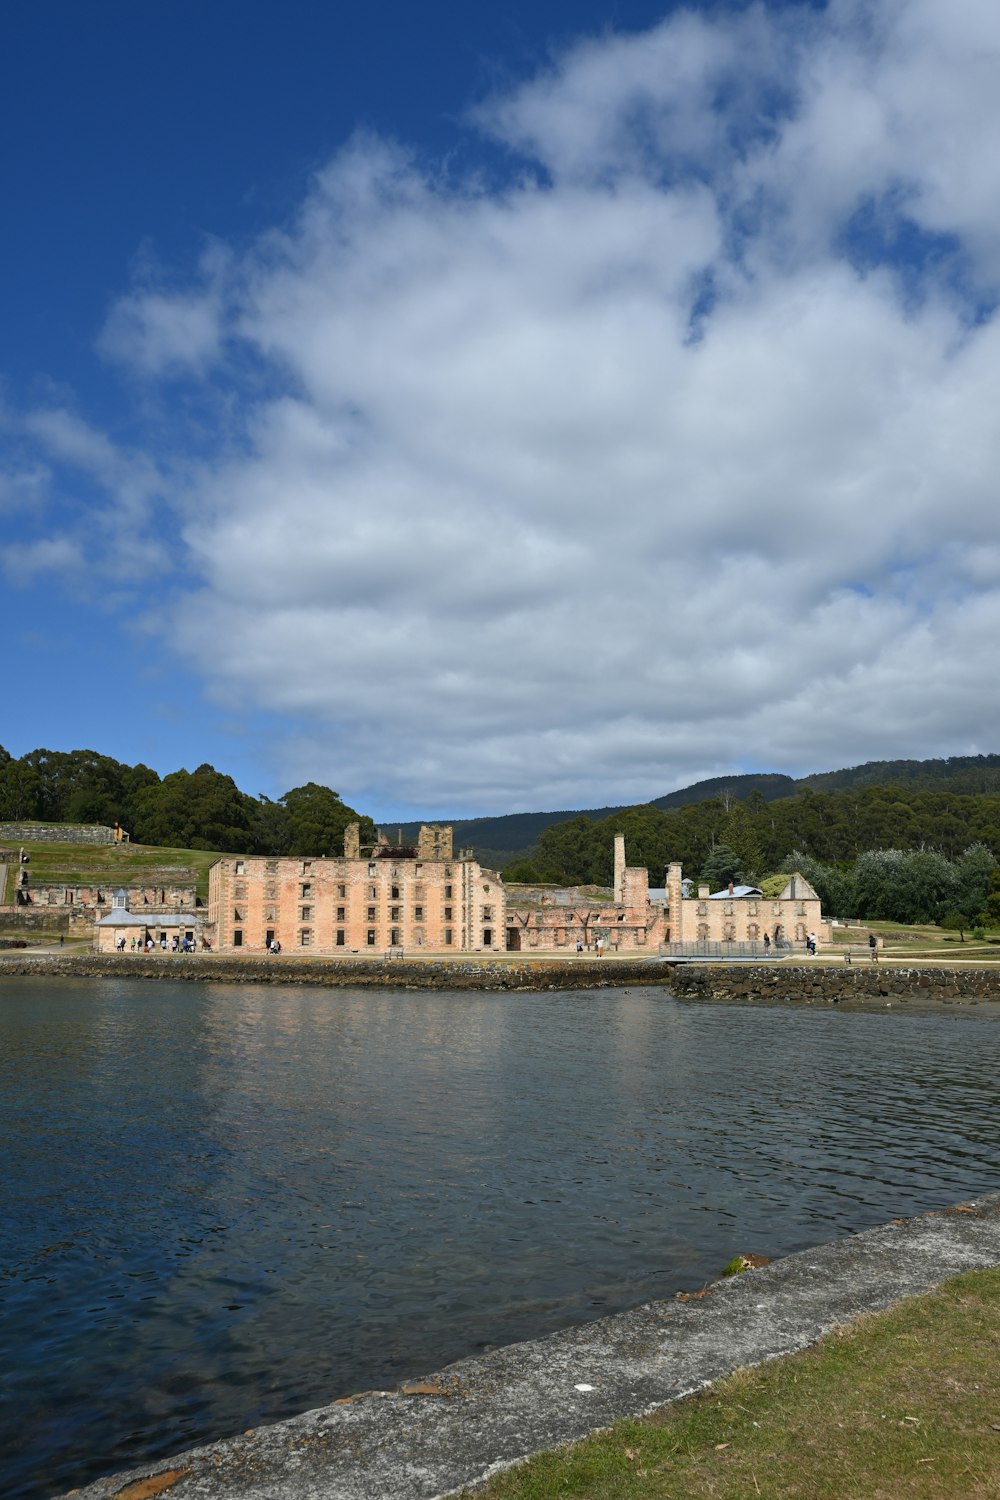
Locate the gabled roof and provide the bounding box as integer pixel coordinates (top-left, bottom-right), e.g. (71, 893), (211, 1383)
(708, 885), (763, 899)
(778, 872), (820, 901)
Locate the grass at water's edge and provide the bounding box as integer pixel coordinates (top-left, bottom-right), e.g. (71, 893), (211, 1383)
(463, 1266), (1000, 1499)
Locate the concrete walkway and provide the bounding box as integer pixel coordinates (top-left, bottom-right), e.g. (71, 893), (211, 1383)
(69, 1192), (1000, 1500)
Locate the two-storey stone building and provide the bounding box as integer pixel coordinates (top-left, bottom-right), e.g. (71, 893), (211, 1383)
(207, 823), (504, 954)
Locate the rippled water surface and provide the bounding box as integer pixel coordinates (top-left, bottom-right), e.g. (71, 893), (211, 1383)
(2, 979), (999, 1498)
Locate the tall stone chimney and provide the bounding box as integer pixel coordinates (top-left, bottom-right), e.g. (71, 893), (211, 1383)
(343, 822), (361, 859)
(666, 861), (683, 937)
(613, 835), (626, 903)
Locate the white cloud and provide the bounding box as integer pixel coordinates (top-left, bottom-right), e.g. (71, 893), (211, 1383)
(21, 1), (1000, 813)
(98, 241), (230, 376)
(2, 534), (85, 585)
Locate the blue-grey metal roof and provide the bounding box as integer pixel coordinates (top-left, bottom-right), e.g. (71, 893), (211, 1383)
(97, 910), (197, 925)
(708, 885), (763, 899)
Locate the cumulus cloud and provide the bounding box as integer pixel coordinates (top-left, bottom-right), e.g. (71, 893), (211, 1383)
(21, 0), (1000, 813)
(98, 241), (230, 376)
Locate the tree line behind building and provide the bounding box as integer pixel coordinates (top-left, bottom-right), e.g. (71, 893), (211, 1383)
(3, 745), (1000, 928)
(0, 747), (373, 857)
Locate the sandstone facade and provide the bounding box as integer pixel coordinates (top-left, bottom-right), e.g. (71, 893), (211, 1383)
(200, 829), (829, 958)
(665, 864), (831, 949)
(207, 824), (503, 955)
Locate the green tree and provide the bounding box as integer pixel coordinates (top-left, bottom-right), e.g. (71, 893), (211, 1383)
(722, 801), (763, 880)
(700, 843), (743, 890)
(278, 783), (370, 856)
(130, 764), (259, 850)
(953, 843), (995, 925)
(783, 849), (854, 918)
(0, 759), (41, 819)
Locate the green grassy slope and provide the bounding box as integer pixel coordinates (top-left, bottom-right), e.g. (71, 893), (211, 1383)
(12, 839), (229, 903)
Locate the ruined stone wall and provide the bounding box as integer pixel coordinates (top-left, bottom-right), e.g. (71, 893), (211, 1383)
(0, 823), (117, 845)
(0, 907), (72, 935)
(417, 824), (453, 860)
(621, 867), (649, 907)
(208, 852), (503, 954)
(1, 905), (124, 939)
(505, 895), (667, 952)
(20, 883), (195, 910)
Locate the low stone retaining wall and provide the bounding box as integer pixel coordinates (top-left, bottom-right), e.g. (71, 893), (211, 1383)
(0, 907), (72, 935)
(671, 963), (1000, 1004)
(0, 953), (674, 990)
(0, 822), (117, 845)
(5, 954), (1000, 1001)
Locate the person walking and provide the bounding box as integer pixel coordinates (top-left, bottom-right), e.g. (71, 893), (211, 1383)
(869, 933), (878, 963)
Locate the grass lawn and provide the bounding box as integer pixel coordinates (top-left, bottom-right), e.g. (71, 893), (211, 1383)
(13, 839), (230, 903)
(831, 920), (1000, 963)
(463, 1266), (1000, 1499)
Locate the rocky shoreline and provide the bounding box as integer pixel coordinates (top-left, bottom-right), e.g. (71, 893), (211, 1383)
(670, 962), (1000, 1007)
(3, 951), (1000, 1006)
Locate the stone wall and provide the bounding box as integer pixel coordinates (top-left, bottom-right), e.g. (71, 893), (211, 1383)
(671, 963), (1000, 1004)
(0, 953), (671, 988)
(0, 823), (117, 845)
(0, 907), (72, 935)
(0, 905), (107, 938)
(20, 883), (196, 910)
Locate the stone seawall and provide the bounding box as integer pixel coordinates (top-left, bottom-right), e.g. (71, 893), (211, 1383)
(0, 953), (675, 990)
(4, 953), (1000, 1002)
(671, 963), (1000, 1004)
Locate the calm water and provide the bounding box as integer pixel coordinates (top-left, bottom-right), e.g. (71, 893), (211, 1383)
(2, 979), (999, 1499)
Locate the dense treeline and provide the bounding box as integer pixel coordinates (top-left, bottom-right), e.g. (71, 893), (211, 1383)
(0, 747), (374, 856)
(505, 784), (1000, 927)
(397, 754), (1000, 861)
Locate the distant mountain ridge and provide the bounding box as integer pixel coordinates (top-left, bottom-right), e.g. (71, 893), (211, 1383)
(391, 755), (1000, 865)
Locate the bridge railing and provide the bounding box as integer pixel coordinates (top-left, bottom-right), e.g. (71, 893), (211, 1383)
(659, 940), (808, 959)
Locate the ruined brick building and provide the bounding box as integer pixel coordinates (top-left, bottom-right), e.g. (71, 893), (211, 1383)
(207, 824), (504, 954)
(206, 826), (829, 957)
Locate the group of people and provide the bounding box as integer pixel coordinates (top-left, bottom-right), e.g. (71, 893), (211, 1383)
(115, 934), (198, 953)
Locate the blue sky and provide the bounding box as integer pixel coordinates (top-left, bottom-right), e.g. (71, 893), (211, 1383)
(3, 0), (1000, 820)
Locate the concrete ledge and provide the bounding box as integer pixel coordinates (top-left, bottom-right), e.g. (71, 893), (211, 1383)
(68, 1192), (1000, 1499)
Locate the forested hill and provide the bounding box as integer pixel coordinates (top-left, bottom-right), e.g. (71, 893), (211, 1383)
(798, 754), (1000, 796)
(518, 784), (1000, 888)
(5, 743), (1000, 869)
(397, 758), (1000, 865)
(392, 774), (799, 859)
(650, 772), (796, 811)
